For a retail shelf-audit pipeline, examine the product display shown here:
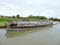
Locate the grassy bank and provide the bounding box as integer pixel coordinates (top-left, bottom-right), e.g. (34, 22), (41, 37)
(0, 18), (6, 27)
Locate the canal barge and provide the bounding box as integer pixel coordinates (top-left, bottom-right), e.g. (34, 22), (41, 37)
(6, 20), (53, 30)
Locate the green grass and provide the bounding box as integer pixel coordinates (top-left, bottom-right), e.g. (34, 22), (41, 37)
(0, 18), (6, 26)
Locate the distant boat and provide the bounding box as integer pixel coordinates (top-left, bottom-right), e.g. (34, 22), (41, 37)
(53, 21), (59, 25)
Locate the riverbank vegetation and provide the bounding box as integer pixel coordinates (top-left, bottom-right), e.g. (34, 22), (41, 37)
(49, 18), (60, 21)
(0, 15), (60, 27)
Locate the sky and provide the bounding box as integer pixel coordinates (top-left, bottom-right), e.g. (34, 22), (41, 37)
(0, 0), (60, 18)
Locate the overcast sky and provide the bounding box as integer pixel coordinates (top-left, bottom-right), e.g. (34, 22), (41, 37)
(0, 0), (60, 18)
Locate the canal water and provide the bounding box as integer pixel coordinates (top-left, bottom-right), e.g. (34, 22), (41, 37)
(0, 23), (60, 45)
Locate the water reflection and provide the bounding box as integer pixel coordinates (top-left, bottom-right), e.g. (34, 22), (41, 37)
(0, 24), (60, 45)
(6, 25), (53, 38)
(0, 29), (7, 45)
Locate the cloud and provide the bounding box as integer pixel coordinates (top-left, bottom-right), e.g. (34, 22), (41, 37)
(0, 0), (60, 18)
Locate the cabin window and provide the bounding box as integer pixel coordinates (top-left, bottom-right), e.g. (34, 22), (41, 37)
(9, 24), (17, 27)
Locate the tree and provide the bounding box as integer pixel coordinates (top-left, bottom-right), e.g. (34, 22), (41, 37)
(36, 16), (47, 20)
(49, 17), (53, 20)
(16, 15), (19, 18)
(13, 15), (15, 18)
(49, 17), (60, 21)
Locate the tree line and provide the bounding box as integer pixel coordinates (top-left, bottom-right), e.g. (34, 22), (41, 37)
(0, 15), (60, 21)
(12, 15), (60, 21)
